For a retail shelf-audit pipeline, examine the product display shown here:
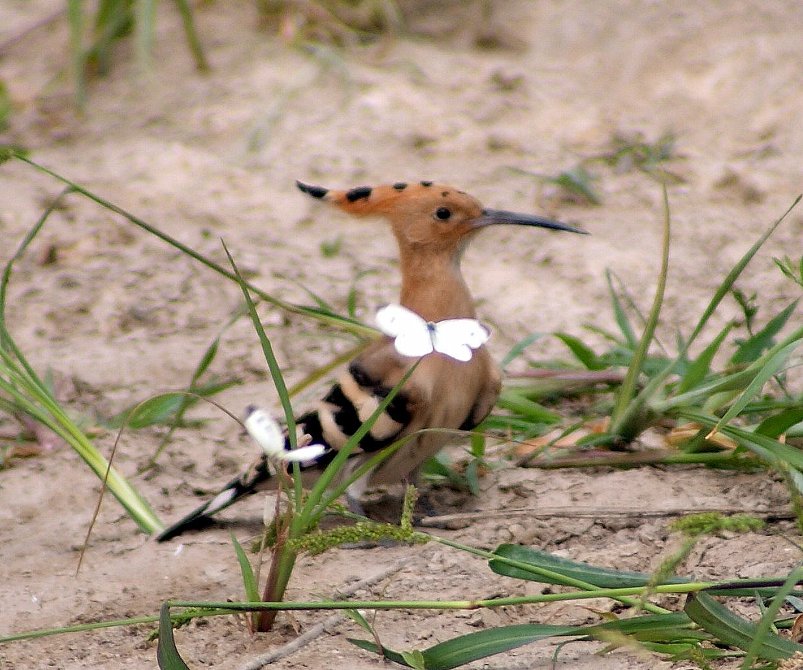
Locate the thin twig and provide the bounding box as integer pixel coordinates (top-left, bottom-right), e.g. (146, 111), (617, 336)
(417, 506), (794, 529)
(239, 555), (411, 669)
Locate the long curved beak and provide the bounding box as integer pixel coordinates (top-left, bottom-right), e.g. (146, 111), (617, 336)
(475, 208), (588, 234)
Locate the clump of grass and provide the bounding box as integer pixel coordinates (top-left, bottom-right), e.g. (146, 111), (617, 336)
(504, 191), (802, 525)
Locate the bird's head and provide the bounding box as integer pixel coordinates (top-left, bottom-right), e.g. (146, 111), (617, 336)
(297, 180), (586, 258)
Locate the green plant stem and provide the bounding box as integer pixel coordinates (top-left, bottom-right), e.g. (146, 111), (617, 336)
(161, 580), (725, 613)
(609, 186), (671, 438)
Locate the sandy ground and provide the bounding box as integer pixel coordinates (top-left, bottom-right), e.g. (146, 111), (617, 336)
(1, 1), (802, 668)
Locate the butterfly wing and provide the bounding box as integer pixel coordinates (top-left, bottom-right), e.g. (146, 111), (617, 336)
(244, 408), (285, 457)
(432, 319), (490, 362)
(376, 304), (434, 357)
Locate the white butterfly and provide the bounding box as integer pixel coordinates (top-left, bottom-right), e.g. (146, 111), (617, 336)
(375, 304), (490, 362)
(244, 407), (326, 462)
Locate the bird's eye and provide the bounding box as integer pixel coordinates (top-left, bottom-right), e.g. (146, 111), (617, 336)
(435, 207), (452, 220)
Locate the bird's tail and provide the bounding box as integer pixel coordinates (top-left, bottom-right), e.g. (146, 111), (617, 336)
(155, 455), (272, 541)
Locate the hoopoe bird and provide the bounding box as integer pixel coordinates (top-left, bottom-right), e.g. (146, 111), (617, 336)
(156, 180), (585, 541)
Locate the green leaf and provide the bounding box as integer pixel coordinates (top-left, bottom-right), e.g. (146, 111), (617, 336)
(743, 565), (803, 668)
(707, 336), (800, 438)
(400, 649), (427, 670)
(351, 624), (578, 670)
(343, 609), (373, 634)
(231, 534), (260, 604)
(115, 393), (188, 429)
(349, 638), (412, 666)
(730, 300), (799, 365)
(501, 332), (543, 368)
(609, 187), (671, 437)
(554, 333), (604, 370)
(495, 390), (560, 423)
(605, 269), (638, 349)
(755, 408), (803, 438)
(490, 545), (688, 588)
(685, 591), (803, 660)
(156, 603), (191, 670)
(351, 614), (705, 670)
(677, 323), (732, 394)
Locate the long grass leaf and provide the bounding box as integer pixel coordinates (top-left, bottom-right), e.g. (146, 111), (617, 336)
(685, 591), (803, 660)
(231, 534), (260, 603)
(134, 0), (156, 73)
(157, 603), (191, 670)
(500, 333), (543, 368)
(676, 323), (732, 394)
(742, 564), (803, 668)
(222, 241), (300, 507)
(554, 332), (604, 370)
(707, 335), (801, 438)
(620, 195), (801, 434)
(730, 300), (799, 365)
(609, 186), (671, 437)
(172, 0), (209, 71)
(686, 194), (801, 348)
(755, 407), (803, 438)
(490, 544), (688, 587)
(605, 269), (638, 348)
(302, 363), (420, 525)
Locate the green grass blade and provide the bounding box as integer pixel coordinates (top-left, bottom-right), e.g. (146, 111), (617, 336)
(678, 410), (803, 470)
(618, 194), (801, 436)
(495, 390), (561, 424)
(685, 194), (801, 348)
(303, 364), (420, 524)
(111, 392), (194, 429)
(231, 534), (260, 604)
(500, 333), (543, 368)
(171, 0), (209, 71)
(134, 0), (156, 73)
(287, 341), (367, 397)
(554, 332), (604, 370)
(755, 407), (803, 438)
(157, 603), (191, 670)
(0, 186), (73, 348)
(609, 186), (671, 436)
(707, 334), (801, 438)
(730, 300), (799, 365)
(676, 323), (732, 394)
(490, 544), (689, 588)
(351, 624), (578, 670)
(605, 269), (638, 348)
(742, 564), (803, 668)
(685, 591), (803, 660)
(222, 240), (301, 503)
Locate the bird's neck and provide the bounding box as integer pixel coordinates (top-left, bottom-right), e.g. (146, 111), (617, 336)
(398, 248), (476, 321)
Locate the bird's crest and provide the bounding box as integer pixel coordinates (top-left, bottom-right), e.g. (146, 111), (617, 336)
(297, 180), (483, 219)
